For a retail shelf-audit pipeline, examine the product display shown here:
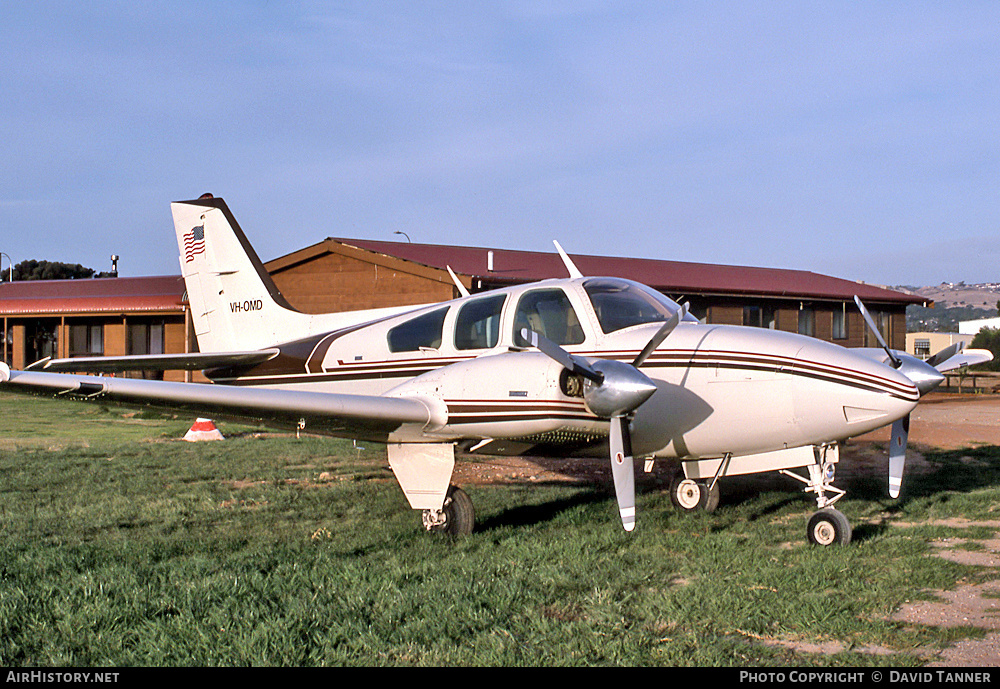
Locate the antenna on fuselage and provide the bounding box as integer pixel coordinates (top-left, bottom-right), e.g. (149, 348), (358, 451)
(553, 240), (583, 279)
(447, 265), (470, 297)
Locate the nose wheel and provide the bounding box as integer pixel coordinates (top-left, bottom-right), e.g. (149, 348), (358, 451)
(780, 445), (852, 546)
(807, 507), (852, 546)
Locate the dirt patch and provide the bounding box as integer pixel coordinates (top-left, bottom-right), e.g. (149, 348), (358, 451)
(863, 393), (1000, 451)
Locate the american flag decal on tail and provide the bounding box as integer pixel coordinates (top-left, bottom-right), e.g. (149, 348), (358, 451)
(183, 225), (206, 262)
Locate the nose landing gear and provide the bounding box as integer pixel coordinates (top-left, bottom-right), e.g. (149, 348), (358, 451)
(780, 445), (852, 546)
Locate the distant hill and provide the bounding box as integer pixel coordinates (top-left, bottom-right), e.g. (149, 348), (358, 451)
(898, 283), (1000, 332)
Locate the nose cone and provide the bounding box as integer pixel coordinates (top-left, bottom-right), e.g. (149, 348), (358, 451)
(894, 353), (946, 396)
(583, 359), (658, 418)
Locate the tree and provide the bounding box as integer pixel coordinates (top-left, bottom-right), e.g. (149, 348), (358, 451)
(970, 327), (1000, 372)
(0, 260), (113, 282)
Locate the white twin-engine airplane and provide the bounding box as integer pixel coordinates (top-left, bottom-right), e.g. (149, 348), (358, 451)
(0, 196), (991, 544)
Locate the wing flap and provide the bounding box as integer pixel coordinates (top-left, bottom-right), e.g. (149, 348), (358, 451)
(1, 368), (432, 440)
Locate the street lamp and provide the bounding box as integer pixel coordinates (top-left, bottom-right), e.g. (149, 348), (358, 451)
(0, 252), (11, 283)
(393, 231), (411, 243)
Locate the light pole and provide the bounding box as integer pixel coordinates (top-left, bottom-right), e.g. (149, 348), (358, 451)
(0, 252), (11, 283)
(393, 231), (411, 243)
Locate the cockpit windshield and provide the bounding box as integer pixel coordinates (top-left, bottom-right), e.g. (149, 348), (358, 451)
(583, 278), (686, 334)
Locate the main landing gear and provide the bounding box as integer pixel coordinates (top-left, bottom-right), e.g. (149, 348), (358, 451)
(421, 485), (475, 536)
(669, 474), (720, 513)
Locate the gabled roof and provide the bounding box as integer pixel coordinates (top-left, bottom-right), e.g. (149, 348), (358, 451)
(303, 238), (927, 306)
(0, 276), (185, 316)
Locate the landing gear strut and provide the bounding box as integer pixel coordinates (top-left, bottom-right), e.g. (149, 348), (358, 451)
(780, 445), (852, 546)
(421, 485), (475, 536)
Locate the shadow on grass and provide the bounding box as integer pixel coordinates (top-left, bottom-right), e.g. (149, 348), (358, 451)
(476, 491), (608, 531)
(463, 445), (1000, 534)
(839, 444), (1000, 507)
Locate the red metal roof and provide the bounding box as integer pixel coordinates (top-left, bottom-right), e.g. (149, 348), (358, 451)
(330, 238), (926, 306)
(0, 276), (185, 316)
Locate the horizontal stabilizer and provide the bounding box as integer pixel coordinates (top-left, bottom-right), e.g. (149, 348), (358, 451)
(26, 350), (280, 373)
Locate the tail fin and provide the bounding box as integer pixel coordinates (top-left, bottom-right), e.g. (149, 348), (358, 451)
(172, 195), (312, 352)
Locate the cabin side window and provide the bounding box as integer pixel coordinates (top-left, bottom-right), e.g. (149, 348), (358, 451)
(455, 295), (506, 350)
(513, 288), (585, 347)
(387, 308), (448, 353)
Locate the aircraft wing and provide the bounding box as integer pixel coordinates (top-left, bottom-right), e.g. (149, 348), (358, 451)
(25, 350), (281, 373)
(853, 347), (994, 374)
(928, 348), (993, 373)
(0, 365), (433, 441)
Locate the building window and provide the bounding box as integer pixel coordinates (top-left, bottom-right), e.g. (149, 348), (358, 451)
(798, 308), (815, 337)
(25, 320), (58, 365)
(69, 324), (104, 357)
(128, 321), (164, 355)
(743, 305), (776, 329)
(914, 339), (931, 358)
(832, 307), (848, 340)
(3, 323), (11, 365)
(863, 311), (892, 348)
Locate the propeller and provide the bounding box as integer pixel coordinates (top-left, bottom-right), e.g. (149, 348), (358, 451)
(854, 296), (901, 368)
(520, 309), (685, 531)
(854, 296), (956, 499)
(925, 341), (964, 369)
(889, 415), (909, 499)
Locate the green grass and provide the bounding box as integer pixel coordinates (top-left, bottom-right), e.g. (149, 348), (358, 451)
(1, 393), (999, 666)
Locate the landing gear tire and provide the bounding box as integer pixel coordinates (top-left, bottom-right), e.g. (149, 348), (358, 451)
(807, 507), (852, 546)
(422, 485), (475, 536)
(670, 476), (720, 513)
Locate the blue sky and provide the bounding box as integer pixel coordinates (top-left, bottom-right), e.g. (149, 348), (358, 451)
(2, 2), (998, 287)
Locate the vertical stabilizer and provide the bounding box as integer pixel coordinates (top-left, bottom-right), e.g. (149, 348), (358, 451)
(172, 195), (311, 352)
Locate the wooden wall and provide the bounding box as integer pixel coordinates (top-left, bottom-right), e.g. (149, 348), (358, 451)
(703, 301), (905, 349)
(269, 248), (458, 314)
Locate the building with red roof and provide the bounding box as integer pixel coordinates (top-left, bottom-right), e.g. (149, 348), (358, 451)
(265, 237), (927, 350)
(1, 238), (927, 374)
(0, 275), (188, 378)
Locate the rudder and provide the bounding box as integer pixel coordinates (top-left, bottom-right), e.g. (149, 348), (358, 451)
(171, 194), (310, 352)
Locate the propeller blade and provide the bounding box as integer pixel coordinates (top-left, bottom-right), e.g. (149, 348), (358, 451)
(889, 414), (909, 499)
(609, 415), (637, 531)
(632, 303), (687, 368)
(854, 296), (901, 368)
(925, 342), (964, 369)
(520, 328), (604, 384)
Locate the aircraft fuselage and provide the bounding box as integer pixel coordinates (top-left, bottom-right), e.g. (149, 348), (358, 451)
(204, 276), (918, 460)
